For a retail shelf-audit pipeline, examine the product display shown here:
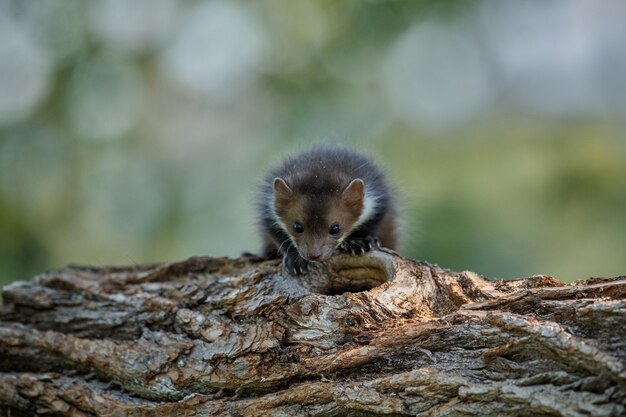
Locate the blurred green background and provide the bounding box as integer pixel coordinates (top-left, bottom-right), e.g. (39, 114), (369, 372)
(1, 0), (625, 286)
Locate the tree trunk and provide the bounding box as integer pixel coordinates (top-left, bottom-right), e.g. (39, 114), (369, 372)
(0, 250), (624, 416)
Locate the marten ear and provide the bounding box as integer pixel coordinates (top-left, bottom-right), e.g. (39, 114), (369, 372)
(342, 178), (364, 217)
(273, 177), (293, 203)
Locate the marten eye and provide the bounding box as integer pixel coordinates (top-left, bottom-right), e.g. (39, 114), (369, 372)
(293, 222), (304, 234)
(329, 224), (340, 235)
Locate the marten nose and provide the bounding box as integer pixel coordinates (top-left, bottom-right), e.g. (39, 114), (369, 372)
(308, 250), (323, 261)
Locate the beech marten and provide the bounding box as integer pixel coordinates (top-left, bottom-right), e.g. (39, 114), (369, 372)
(257, 146), (399, 275)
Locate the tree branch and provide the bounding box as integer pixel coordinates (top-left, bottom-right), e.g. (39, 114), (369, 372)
(1, 251), (624, 416)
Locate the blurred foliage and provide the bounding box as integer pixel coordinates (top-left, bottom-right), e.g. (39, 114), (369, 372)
(1, 0), (625, 286)
(380, 124), (626, 279)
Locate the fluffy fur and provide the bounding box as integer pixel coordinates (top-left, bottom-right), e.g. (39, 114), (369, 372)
(257, 146), (398, 275)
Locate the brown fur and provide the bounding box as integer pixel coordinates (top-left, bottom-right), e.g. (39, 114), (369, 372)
(376, 205), (398, 250)
(258, 146), (399, 274)
(274, 184), (363, 261)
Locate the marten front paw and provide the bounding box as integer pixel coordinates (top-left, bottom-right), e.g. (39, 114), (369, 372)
(339, 236), (380, 255)
(283, 253), (310, 275)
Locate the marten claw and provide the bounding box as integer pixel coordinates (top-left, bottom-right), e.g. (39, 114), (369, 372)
(340, 237), (378, 256)
(284, 254), (310, 276)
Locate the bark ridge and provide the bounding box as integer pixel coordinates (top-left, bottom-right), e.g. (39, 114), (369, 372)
(0, 251), (624, 416)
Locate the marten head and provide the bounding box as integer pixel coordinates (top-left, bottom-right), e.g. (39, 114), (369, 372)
(273, 177), (365, 262)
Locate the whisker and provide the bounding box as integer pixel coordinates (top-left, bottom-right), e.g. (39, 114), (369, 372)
(277, 238), (292, 254)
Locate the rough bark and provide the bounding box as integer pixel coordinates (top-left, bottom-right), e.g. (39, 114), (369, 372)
(0, 250), (624, 416)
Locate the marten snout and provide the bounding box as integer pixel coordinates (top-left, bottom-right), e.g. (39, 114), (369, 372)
(307, 252), (323, 261)
(301, 244), (334, 262)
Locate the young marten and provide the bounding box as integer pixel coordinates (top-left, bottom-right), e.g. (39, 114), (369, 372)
(257, 146), (399, 275)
